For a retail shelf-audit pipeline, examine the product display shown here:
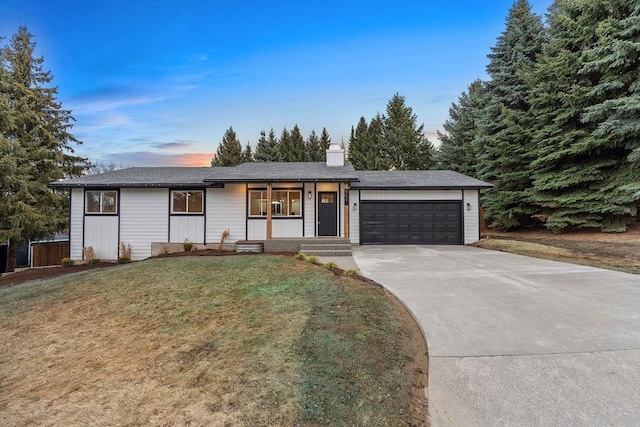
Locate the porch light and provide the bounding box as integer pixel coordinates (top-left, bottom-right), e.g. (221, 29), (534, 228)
(466, 202), (472, 211)
(353, 202), (357, 211)
(308, 191), (312, 199)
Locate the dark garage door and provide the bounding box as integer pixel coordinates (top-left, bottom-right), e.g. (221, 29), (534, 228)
(360, 201), (462, 245)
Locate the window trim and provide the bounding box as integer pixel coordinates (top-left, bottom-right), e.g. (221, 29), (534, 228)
(170, 190), (204, 215)
(85, 190), (118, 215)
(248, 188), (303, 219)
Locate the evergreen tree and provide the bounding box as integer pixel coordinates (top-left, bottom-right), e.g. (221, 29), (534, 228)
(280, 124), (305, 161)
(382, 93), (432, 169)
(347, 116), (371, 169)
(475, 0), (545, 229)
(211, 126), (243, 166)
(254, 128), (281, 162)
(319, 127), (331, 160)
(367, 114), (390, 170)
(529, 0), (638, 232)
(242, 141), (253, 162)
(437, 80), (485, 176)
(0, 26), (89, 272)
(305, 130), (322, 162)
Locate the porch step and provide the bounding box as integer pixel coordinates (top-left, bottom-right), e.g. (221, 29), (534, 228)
(299, 239), (352, 257)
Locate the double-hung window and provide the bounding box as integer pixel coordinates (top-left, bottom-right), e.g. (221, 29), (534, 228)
(86, 191), (117, 214)
(171, 190), (203, 214)
(249, 189), (302, 217)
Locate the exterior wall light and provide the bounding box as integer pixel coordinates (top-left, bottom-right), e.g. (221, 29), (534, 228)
(466, 202), (472, 211)
(307, 191), (312, 199)
(353, 202), (358, 211)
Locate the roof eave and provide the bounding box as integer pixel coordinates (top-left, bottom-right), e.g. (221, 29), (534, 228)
(351, 185), (493, 190)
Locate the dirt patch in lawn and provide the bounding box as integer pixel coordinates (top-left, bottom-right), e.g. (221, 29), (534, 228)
(475, 224), (640, 274)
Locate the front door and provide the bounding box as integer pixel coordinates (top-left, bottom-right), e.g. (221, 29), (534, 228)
(318, 192), (338, 236)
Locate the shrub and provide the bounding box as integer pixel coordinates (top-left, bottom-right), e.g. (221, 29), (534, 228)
(344, 269), (359, 276)
(118, 242), (132, 263)
(218, 229), (230, 251)
(183, 240), (193, 252)
(87, 258), (101, 266)
(306, 255), (318, 264)
(294, 253), (307, 260)
(61, 258), (74, 268)
(83, 246), (96, 262)
(323, 261), (338, 269)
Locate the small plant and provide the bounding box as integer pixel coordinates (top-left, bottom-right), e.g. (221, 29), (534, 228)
(218, 229), (230, 251)
(294, 253), (307, 260)
(183, 240), (193, 252)
(118, 242), (133, 263)
(344, 269), (359, 276)
(306, 255), (318, 264)
(83, 246), (97, 262)
(87, 258), (101, 265)
(323, 261), (338, 269)
(61, 258), (74, 268)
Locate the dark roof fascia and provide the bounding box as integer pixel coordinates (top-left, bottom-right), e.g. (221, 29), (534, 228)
(49, 182), (210, 188)
(203, 177), (360, 183)
(351, 185), (493, 190)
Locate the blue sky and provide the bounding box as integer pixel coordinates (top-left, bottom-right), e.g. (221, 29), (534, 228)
(1, 0), (553, 167)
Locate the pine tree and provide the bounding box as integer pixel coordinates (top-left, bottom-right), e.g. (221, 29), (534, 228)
(347, 116), (371, 170)
(319, 127), (331, 160)
(242, 141), (253, 162)
(529, 0), (638, 232)
(305, 130), (322, 162)
(475, 0), (545, 229)
(0, 26), (89, 272)
(211, 126), (243, 166)
(280, 125), (305, 162)
(437, 80), (485, 176)
(254, 128), (281, 162)
(382, 93), (432, 170)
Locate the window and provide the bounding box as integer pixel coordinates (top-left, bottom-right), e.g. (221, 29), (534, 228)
(86, 191), (117, 214)
(249, 189), (302, 217)
(172, 190), (203, 214)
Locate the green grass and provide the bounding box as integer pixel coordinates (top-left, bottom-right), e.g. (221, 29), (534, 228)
(0, 255), (424, 426)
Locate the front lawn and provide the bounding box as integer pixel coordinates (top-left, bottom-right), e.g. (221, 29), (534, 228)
(0, 255), (427, 426)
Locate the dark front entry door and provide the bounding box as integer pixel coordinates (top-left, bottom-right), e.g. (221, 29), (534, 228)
(318, 192), (338, 236)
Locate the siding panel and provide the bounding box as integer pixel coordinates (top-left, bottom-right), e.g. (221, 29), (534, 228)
(304, 183), (314, 237)
(170, 216), (205, 243)
(349, 189), (360, 244)
(120, 188), (169, 260)
(463, 189), (480, 244)
(360, 189), (461, 201)
(84, 216), (118, 260)
(70, 188), (84, 259)
(206, 184), (246, 243)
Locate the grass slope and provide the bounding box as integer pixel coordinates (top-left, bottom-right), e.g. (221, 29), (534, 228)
(0, 256), (427, 426)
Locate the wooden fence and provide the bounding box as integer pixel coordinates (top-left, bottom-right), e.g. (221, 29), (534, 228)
(32, 241), (69, 267)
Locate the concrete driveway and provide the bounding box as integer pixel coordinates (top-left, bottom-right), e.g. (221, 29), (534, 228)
(353, 245), (640, 426)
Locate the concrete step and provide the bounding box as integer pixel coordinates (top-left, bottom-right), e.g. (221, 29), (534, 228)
(302, 249), (353, 257)
(300, 243), (352, 252)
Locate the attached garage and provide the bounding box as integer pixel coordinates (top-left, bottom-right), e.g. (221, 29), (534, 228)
(349, 171), (492, 246)
(360, 201), (462, 244)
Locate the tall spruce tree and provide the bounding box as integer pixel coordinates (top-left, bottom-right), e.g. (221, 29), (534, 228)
(0, 26), (89, 272)
(382, 93), (433, 170)
(319, 127), (331, 160)
(242, 141), (253, 162)
(280, 125), (305, 161)
(437, 80), (485, 176)
(475, 0), (545, 229)
(529, 0), (638, 232)
(347, 116), (371, 169)
(305, 130), (322, 162)
(254, 128), (281, 162)
(211, 126), (243, 166)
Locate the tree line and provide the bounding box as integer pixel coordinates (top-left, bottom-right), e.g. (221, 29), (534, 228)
(436, 0), (640, 233)
(211, 125), (332, 166)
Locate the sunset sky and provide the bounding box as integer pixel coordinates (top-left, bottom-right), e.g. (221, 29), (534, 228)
(1, 0), (553, 167)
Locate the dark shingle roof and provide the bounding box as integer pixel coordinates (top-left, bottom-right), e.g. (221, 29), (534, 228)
(351, 170), (492, 189)
(203, 162), (359, 183)
(50, 163), (491, 189)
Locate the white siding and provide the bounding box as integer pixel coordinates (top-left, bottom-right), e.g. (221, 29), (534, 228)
(349, 189), (360, 244)
(84, 216), (118, 260)
(273, 219), (303, 237)
(360, 189), (461, 201)
(247, 219), (266, 240)
(120, 188), (169, 260)
(304, 183), (315, 237)
(206, 184), (246, 243)
(170, 216), (205, 243)
(69, 188), (84, 259)
(463, 189), (480, 244)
